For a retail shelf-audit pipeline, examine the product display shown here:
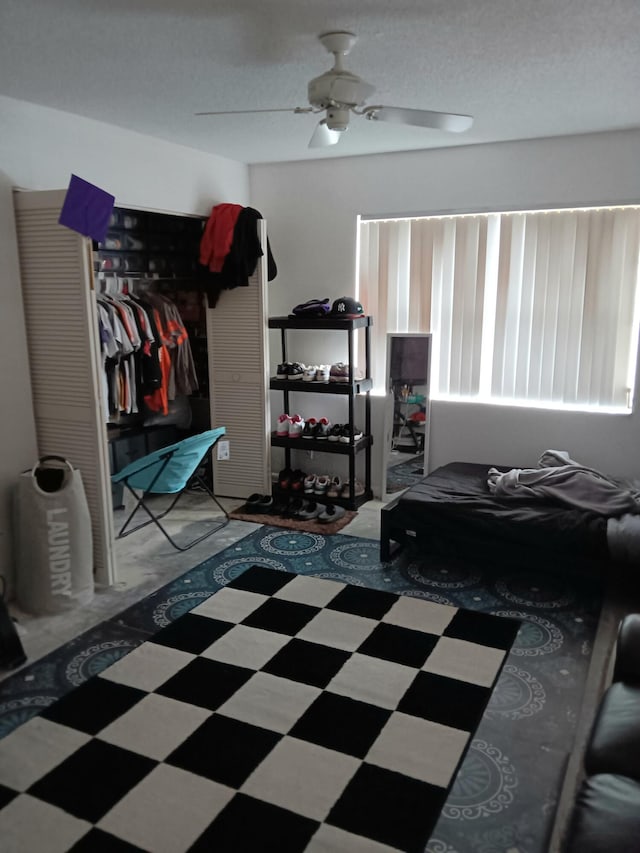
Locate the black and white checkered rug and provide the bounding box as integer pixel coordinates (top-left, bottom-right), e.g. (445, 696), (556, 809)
(0, 566), (520, 852)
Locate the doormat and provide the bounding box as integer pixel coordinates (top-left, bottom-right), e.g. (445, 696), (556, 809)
(229, 508), (357, 535)
(0, 566), (520, 852)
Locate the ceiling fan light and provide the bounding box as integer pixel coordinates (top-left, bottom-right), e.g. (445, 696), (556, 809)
(308, 119), (342, 148)
(325, 107), (350, 132)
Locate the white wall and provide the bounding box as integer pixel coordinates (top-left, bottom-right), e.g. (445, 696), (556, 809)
(250, 130), (640, 484)
(0, 95), (249, 590)
(2, 103), (639, 575)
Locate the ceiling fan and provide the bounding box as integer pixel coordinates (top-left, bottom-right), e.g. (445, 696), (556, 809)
(195, 31), (473, 148)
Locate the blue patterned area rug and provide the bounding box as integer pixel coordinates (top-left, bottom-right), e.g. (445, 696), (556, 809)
(386, 457), (426, 493)
(0, 526), (603, 853)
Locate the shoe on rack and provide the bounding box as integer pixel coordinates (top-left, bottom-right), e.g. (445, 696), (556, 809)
(329, 362), (350, 383)
(290, 470), (307, 492)
(286, 496), (306, 518)
(303, 473), (317, 494)
(315, 365), (330, 383)
(289, 414), (305, 438)
(326, 476), (343, 499)
(339, 425), (364, 443)
(340, 479), (365, 499)
(314, 417), (331, 439)
(246, 493), (264, 509)
(314, 474), (330, 495)
(318, 503), (346, 523)
(328, 423), (343, 442)
(278, 467), (294, 490)
(297, 500), (323, 520)
(271, 497), (290, 516)
(302, 418), (318, 439)
(276, 413), (291, 437)
(276, 362), (291, 380)
(302, 365), (318, 382)
(288, 363), (305, 381)
(329, 363), (364, 383)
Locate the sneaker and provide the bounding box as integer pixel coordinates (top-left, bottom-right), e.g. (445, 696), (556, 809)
(340, 479), (365, 499)
(328, 423), (343, 442)
(297, 500), (323, 520)
(254, 494), (274, 514)
(329, 362), (349, 383)
(290, 470), (307, 492)
(326, 476), (343, 498)
(302, 365), (317, 382)
(314, 417), (331, 439)
(276, 413), (291, 437)
(315, 365), (330, 383)
(277, 467), (294, 490)
(314, 474), (330, 495)
(245, 493), (273, 513)
(329, 363), (364, 383)
(303, 473), (317, 494)
(286, 496), (306, 517)
(288, 363), (305, 381)
(289, 414), (305, 438)
(271, 497), (290, 517)
(276, 362), (291, 380)
(318, 503), (346, 523)
(302, 417), (318, 439)
(339, 425), (363, 443)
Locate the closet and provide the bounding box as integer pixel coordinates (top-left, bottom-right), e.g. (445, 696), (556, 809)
(13, 189), (271, 587)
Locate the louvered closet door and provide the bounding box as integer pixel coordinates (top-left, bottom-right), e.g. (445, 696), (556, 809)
(13, 189), (117, 586)
(207, 220), (271, 498)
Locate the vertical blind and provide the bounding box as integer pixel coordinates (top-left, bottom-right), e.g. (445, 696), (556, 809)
(359, 206), (640, 409)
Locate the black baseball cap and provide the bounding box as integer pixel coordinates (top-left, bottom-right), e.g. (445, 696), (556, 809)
(329, 296), (365, 318)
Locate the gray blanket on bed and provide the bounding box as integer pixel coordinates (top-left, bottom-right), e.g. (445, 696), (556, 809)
(487, 450), (640, 516)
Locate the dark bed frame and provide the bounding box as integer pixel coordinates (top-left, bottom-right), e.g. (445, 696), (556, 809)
(379, 461), (611, 576)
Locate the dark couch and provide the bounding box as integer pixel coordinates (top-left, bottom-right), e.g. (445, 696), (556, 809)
(563, 613), (640, 851)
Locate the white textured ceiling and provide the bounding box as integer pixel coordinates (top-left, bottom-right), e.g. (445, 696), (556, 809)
(1, 0), (639, 165)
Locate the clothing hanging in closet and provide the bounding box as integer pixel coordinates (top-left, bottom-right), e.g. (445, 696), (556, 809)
(97, 285), (198, 421)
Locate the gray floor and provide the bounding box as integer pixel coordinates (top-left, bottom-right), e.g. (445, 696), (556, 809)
(4, 490), (638, 851)
(5, 492), (384, 676)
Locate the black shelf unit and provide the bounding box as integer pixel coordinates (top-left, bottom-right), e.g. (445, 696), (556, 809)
(268, 315), (373, 510)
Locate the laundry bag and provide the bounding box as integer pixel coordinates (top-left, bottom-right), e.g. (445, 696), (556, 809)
(15, 456), (94, 615)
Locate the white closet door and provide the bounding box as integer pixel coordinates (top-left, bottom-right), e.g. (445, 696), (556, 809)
(206, 220), (271, 498)
(13, 189), (117, 586)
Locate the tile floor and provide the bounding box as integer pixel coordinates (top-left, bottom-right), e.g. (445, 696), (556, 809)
(4, 493), (384, 678)
(3, 488), (640, 851)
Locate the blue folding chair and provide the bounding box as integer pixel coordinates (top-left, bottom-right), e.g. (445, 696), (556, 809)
(112, 427), (229, 551)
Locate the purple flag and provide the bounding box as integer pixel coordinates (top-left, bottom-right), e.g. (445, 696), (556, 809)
(58, 174), (115, 242)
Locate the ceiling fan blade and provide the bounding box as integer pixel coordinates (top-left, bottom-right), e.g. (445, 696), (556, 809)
(195, 107), (312, 116)
(308, 119), (342, 148)
(364, 106), (473, 133)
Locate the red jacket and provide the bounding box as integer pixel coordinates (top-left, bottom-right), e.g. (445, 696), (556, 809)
(199, 203), (243, 272)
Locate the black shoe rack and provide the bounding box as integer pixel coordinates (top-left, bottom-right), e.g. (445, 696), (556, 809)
(269, 315), (373, 511)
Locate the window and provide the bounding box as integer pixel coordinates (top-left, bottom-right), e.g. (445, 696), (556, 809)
(358, 206), (640, 411)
